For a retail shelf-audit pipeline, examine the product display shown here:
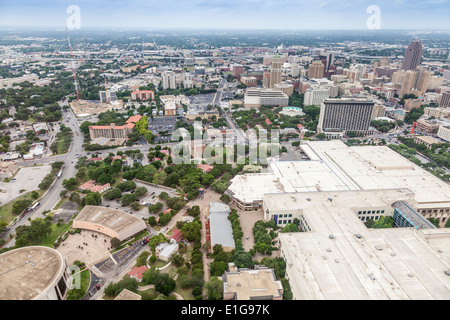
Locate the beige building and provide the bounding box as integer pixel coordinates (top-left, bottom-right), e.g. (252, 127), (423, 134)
(399, 68), (430, 97)
(413, 135), (442, 149)
(73, 205), (146, 241)
(164, 101), (177, 116)
(244, 88), (289, 108)
(416, 119), (440, 133)
(114, 288), (142, 300)
(404, 99), (423, 112)
(424, 107), (450, 119)
(0, 246), (70, 300)
(371, 104), (387, 119)
(223, 263), (283, 300)
(437, 125), (450, 142)
(307, 60), (325, 79)
(89, 122), (135, 140)
(274, 82), (294, 96)
(241, 76), (257, 87)
(88, 115), (141, 140)
(269, 54), (283, 88)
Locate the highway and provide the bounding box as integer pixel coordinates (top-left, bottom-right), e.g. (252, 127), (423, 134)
(3, 106), (84, 247)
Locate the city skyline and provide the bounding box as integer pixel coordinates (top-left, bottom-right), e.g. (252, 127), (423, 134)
(0, 0), (450, 30)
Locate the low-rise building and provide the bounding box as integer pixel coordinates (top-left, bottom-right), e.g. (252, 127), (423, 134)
(222, 263), (283, 300)
(73, 205), (146, 241)
(131, 90), (155, 101)
(413, 135), (442, 149)
(155, 241), (179, 261)
(437, 125), (450, 142)
(207, 202), (235, 252)
(416, 119), (440, 134)
(244, 88), (289, 108)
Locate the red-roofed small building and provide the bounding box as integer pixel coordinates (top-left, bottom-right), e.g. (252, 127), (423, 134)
(112, 155), (122, 162)
(88, 157), (103, 162)
(197, 164), (214, 173)
(89, 183), (111, 194)
(128, 265), (149, 282)
(265, 118), (273, 125)
(169, 229), (182, 243)
(79, 180), (96, 191)
(160, 149), (170, 155)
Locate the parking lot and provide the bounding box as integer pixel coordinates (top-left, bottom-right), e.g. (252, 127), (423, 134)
(148, 116), (177, 134)
(0, 164), (52, 206)
(188, 93), (215, 106)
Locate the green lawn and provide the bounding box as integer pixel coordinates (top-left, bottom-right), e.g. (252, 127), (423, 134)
(39, 220), (73, 248)
(0, 189), (45, 224)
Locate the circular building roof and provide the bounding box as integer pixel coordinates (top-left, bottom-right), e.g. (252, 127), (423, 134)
(0, 246), (65, 300)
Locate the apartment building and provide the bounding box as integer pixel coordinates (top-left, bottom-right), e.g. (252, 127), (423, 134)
(88, 115), (142, 140)
(317, 98), (374, 136)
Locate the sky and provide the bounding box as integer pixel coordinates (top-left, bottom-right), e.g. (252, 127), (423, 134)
(0, 0), (449, 30)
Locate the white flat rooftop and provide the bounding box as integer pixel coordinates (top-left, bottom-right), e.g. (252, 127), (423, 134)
(275, 190), (450, 300)
(228, 140), (450, 209)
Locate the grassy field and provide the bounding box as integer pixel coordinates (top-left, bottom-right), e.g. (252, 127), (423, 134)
(38, 219), (73, 247)
(0, 189), (45, 224)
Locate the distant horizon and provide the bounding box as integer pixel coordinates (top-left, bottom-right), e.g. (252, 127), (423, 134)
(1, 26), (450, 32)
(1, 0), (449, 31)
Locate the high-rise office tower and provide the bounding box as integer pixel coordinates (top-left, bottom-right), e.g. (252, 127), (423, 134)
(399, 68), (430, 97)
(290, 63), (300, 77)
(183, 72), (193, 89)
(269, 54), (283, 88)
(439, 91), (450, 108)
(307, 60), (325, 79)
(402, 40), (423, 71)
(162, 71), (177, 90)
(317, 98), (375, 135)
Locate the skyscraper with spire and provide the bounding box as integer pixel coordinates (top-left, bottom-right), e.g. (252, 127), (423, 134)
(402, 40), (423, 71)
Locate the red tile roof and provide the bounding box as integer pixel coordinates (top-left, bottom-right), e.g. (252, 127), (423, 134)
(197, 164), (214, 173)
(170, 229), (182, 242)
(90, 183), (110, 193)
(79, 180), (95, 190)
(128, 265), (148, 280)
(126, 114), (142, 124)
